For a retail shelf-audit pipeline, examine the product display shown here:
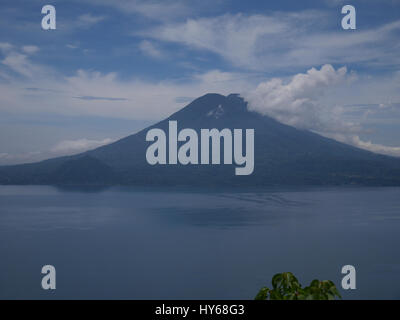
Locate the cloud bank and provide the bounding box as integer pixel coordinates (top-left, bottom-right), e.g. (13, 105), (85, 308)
(0, 138), (115, 165)
(246, 64), (348, 130)
(140, 12), (400, 71)
(51, 138), (115, 155)
(245, 64), (400, 157)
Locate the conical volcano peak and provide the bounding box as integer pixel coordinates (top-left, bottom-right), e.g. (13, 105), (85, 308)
(169, 93), (249, 123)
(2, 91), (400, 186)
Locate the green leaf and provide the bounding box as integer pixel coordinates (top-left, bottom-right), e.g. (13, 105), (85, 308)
(255, 287), (270, 300)
(255, 272), (342, 300)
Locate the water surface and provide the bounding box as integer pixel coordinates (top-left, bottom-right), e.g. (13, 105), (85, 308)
(1, 185), (399, 299)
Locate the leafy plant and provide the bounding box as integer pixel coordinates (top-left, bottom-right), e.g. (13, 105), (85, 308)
(255, 272), (342, 300)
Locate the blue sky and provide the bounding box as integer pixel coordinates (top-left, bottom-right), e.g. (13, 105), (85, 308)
(0, 0), (400, 164)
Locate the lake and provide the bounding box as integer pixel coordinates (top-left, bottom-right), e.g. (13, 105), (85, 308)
(0, 185), (400, 299)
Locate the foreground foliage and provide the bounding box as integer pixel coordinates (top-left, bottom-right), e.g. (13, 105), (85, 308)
(255, 272), (341, 300)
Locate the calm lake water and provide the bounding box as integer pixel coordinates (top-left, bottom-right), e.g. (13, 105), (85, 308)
(0, 185), (400, 299)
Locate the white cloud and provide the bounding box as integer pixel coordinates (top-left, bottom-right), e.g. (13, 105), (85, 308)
(194, 70), (247, 83)
(130, 0), (190, 21)
(246, 64), (348, 130)
(245, 64), (400, 157)
(0, 45), (52, 78)
(76, 13), (106, 27)
(79, 0), (194, 21)
(0, 151), (42, 164)
(139, 13), (288, 70)
(138, 40), (163, 59)
(50, 138), (114, 155)
(0, 42), (13, 53)
(350, 136), (400, 157)
(2, 52), (39, 78)
(140, 12), (400, 71)
(22, 45), (39, 54)
(0, 138), (115, 165)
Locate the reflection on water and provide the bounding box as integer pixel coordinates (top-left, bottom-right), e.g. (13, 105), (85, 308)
(0, 186), (400, 299)
(152, 193), (310, 228)
(216, 192), (306, 206)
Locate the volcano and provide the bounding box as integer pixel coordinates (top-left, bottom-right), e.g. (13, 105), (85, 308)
(1, 93), (400, 186)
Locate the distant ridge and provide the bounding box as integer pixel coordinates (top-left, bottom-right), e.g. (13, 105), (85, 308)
(1, 93), (400, 186)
